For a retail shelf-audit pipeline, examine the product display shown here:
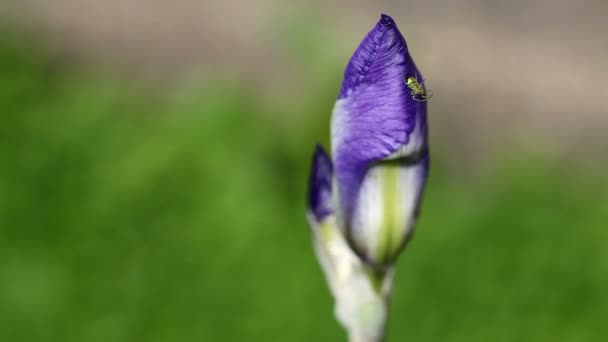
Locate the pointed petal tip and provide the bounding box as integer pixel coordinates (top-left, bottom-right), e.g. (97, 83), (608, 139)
(379, 14), (395, 27)
(373, 14), (398, 36)
(338, 14), (408, 99)
(314, 143), (327, 156)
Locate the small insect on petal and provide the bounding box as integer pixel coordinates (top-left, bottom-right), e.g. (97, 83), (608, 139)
(404, 73), (433, 102)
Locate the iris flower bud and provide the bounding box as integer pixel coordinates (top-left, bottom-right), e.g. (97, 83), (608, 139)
(306, 14), (430, 341)
(309, 14), (429, 266)
(332, 14), (429, 267)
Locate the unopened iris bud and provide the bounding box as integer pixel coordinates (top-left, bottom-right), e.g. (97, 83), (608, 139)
(330, 14), (429, 267)
(306, 14), (430, 341)
(307, 144), (334, 224)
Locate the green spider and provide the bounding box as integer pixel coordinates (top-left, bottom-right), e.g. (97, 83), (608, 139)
(403, 72), (433, 102)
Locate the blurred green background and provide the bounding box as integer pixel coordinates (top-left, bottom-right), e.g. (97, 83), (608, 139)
(1, 1), (607, 341)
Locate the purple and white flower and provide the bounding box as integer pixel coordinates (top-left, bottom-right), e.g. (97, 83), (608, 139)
(308, 14), (429, 268)
(306, 15), (431, 341)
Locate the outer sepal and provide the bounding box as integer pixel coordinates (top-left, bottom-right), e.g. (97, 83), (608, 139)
(307, 144), (334, 222)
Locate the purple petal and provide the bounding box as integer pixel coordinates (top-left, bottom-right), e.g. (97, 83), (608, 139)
(307, 144), (334, 222)
(331, 14), (429, 238)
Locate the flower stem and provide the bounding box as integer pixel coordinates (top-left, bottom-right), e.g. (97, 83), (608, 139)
(348, 331), (384, 342)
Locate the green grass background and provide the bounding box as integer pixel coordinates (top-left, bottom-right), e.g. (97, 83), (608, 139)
(0, 33), (607, 341)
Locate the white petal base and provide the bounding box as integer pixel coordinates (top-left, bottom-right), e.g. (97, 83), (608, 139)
(350, 160), (425, 264)
(308, 214), (393, 341)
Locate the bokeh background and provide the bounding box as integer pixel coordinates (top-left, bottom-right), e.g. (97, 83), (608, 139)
(1, 1), (607, 341)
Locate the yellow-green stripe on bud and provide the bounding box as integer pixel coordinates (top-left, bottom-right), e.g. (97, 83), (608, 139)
(349, 157), (427, 267)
